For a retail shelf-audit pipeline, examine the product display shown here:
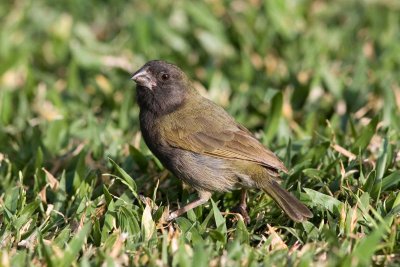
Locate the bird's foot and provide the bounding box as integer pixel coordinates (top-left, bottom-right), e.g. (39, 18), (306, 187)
(160, 206), (175, 224)
(232, 205), (250, 225)
(166, 211), (178, 222)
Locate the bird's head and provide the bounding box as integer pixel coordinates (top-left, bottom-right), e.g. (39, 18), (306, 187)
(132, 60), (194, 115)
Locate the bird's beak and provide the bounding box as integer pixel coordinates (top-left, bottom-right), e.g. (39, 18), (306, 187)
(131, 68), (157, 90)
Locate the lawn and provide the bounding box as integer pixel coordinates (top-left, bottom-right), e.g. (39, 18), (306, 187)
(0, 0), (399, 266)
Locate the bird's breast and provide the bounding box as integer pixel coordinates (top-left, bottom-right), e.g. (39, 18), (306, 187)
(139, 110), (175, 162)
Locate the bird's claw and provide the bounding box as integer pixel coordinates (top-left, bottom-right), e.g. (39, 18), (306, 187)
(166, 212), (178, 222)
(233, 205), (251, 225)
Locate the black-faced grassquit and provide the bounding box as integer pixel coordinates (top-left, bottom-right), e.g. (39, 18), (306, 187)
(131, 60), (312, 223)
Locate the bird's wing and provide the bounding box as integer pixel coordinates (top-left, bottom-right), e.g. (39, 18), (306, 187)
(160, 99), (288, 172)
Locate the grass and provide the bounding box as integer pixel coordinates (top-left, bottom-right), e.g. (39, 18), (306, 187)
(1, 0), (400, 266)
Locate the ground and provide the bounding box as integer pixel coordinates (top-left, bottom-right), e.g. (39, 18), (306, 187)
(0, 0), (399, 266)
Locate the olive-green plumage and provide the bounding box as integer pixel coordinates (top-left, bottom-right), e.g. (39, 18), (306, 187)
(132, 60), (312, 223)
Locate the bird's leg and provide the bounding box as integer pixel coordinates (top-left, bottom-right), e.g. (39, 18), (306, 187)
(233, 189), (250, 224)
(167, 191), (211, 221)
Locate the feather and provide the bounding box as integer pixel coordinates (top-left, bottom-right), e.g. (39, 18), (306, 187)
(262, 180), (313, 222)
(160, 97), (287, 173)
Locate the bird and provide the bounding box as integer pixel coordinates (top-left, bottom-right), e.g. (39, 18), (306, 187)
(131, 60), (312, 223)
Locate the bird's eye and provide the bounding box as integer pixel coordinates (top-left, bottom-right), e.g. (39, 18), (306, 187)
(161, 73), (170, 81)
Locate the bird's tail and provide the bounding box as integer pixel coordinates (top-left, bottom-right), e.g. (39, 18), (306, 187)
(262, 179), (313, 222)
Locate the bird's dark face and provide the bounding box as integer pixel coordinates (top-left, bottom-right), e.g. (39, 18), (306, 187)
(132, 60), (193, 115)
